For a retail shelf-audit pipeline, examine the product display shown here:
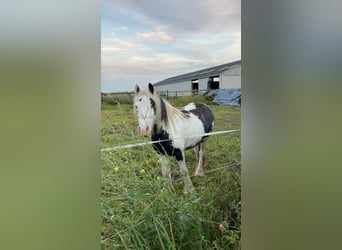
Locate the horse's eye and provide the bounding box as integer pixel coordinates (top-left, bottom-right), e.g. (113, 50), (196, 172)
(138, 98), (142, 101)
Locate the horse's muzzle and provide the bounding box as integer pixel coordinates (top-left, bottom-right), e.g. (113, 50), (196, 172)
(138, 125), (150, 137)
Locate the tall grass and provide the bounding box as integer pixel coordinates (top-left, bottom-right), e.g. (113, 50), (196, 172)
(101, 96), (241, 249)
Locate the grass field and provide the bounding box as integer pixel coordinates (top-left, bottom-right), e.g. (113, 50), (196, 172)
(101, 96), (241, 249)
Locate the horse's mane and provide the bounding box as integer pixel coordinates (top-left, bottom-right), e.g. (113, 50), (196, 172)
(157, 96), (189, 133)
(160, 96), (187, 120)
(136, 90), (188, 133)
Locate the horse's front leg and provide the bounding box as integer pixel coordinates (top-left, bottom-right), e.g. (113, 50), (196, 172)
(159, 154), (170, 179)
(158, 154), (174, 192)
(177, 151), (194, 194)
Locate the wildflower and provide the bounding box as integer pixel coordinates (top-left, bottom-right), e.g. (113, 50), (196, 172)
(140, 168), (145, 174)
(156, 176), (160, 180)
(110, 215), (115, 220)
(157, 159), (161, 163)
(219, 221), (228, 232)
(114, 167), (119, 172)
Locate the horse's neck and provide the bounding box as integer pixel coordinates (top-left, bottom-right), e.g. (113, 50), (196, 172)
(156, 98), (185, 135)
(154, 97), (176, 134)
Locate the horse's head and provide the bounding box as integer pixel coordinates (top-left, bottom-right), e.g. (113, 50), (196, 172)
(134, 83), (157, 137)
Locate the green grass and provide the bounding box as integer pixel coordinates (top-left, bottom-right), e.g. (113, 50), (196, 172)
(101, 96), (241, 249)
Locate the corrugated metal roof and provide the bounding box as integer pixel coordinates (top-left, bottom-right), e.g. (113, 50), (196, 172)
(154, 60), (241, 86)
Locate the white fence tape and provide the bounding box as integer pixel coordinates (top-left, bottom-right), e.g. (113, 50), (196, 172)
(101, 129), (240, 152)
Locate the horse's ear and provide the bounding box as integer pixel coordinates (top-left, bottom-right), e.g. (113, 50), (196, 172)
(148, 83), (154, 94)
(135, 84), (140, 94)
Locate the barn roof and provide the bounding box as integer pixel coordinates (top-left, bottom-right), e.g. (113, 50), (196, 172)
(154, 60), (241, 86)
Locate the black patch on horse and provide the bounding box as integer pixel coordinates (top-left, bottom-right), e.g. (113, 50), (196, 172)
(189, 103), (214, 141)
(180, 109), (191, 118)
(189, 103), (214, 132)
(160, 97), (168, 126)
(151, 129), (183, 161)
(149, 98), (156, 114)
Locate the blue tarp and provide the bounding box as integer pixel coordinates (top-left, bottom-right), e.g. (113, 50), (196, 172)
(212, 88), (241, 106)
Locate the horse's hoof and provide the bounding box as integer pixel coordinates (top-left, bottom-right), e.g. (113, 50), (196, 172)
(183, 186), (195, 195)
(194, 172), (204, 177)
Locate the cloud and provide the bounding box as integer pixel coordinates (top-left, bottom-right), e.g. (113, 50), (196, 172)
(101, 46), (123, 52)
(136, 30), (173, 42)
(101, 37), (146, 54)
(101, 31), (240, 83)
(101, 0), (241, 92)
(119, 26), (128, 31)
(103, 0), (240, 34)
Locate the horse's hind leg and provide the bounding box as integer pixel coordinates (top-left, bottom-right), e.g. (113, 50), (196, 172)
(194, 142), (206, 177)
(194, 144), (200, 162)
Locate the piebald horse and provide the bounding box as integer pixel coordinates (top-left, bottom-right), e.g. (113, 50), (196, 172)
(134, 83), (214, 193)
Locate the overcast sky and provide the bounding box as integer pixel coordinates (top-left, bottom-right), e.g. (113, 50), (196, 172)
(101, 0), (241, 93)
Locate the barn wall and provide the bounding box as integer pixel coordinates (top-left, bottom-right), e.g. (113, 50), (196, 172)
(220, 65), (241, 89)
(155, 81), (191, 96)
(220, 75), (241, 88)
(198, 78), (208, 91)
(224, 65), (241, 76)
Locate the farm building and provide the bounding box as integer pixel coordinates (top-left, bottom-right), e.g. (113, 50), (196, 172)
(153, 60), (241, 96)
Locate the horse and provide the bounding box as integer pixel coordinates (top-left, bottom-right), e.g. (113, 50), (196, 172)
(134, 83), (214, 194)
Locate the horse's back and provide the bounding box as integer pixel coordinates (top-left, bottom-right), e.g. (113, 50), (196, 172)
(182, 102), (214, 133)
(173, 102), (214, 150)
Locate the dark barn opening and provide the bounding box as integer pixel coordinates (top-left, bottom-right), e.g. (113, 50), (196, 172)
(208, 76), (219, 90)
(191, 79), (199, 94)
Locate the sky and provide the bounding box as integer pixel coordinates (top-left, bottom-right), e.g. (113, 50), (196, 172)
(101, 0), (241, 93)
